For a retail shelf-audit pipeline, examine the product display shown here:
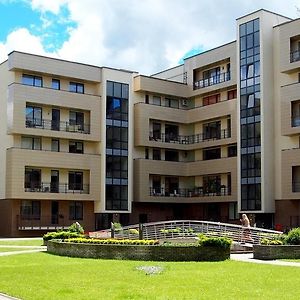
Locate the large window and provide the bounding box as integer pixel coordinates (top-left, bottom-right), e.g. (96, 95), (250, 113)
(68, 171), (83, 190)
(69, 201), (83, 220)
(106, 126), (128, 150)
(69, 82), (84, 93)
(152, 122), (161, 140)
(51, 139), (60, 152)
(26, 106), (42, 127)
(203, 121), (221, 140)
(22, 74), (42, 87)
(52, 79), (60, 90)
(25, 168), (41, 191)
(203, 175), (221, 194)
(106, 156), (128, 179)
(69, 141), (84, 154)
(203, 147), (221, 160)
(69, 111), (84, 127)
(165, 150), (179, 162)
(106, 185), (128, 210)
(21, 136), (41, 150)
(153, 149), (161, 160)
(203, 94), (220, 106)
(20, 200), (41, 220)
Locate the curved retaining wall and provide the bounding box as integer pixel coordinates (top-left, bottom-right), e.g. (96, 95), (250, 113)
(253, 245), (300, 260)
(47, 240), (230, 261)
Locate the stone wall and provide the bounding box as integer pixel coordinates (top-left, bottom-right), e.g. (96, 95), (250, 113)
(253, 245), (300, 260)
(47, 240), (230, 261)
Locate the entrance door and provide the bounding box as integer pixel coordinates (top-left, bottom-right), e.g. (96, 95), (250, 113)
(50, 170), (59, 193)
(51, 201), (59, 224)
(52, 109), (60, 131)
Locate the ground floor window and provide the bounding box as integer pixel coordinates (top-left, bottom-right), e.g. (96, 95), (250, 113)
(69, 201), (83, 220)
(20, 200), (40, 220)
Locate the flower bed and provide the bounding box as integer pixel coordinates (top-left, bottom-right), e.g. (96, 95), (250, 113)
(47, 239), (230, 261)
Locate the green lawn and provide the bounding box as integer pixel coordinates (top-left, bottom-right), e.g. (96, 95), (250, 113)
(0, 252), (300, 300)
(0, 247), (39, 253)
(0, 239), (43, 246)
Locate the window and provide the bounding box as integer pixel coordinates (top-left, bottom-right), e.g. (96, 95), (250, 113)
(228, 90), (237, 100)
(25, 168), (41, 191)
(229, 203), (239, 220)
(106, 185), (128, 210)
(228, 144), (237, 157)
(106, 97), (128, 121)
(203, 121), (221, 140)
(145, 148), (149, 159)
(26, 106), (42, 127)
(106, 126), (128, 150)
(69, 141), (84, 154)
(51, 139), (60, 152)
(153, 96), (161, 106)
(152, 175), (161, 195)
(247, 94), (255, 108)
(68, 171), (83, 190)
(241, 153), (261, 178)
(20, 200), (40, 220)
(69, 111), (84, 130)
(203, 147), (221, 160)
(153, 149), (161, 160)
(203, 175), (221, 194)
(22, 74), (42, 87)
(21, 136), (41, 150)
(106, 156), (128, 179)
(152, 122), (161, 140)
(145, 94), (149, 104)
(165, 124), (179, 142)
(203, 94), (220, 106)
(52, 79), (60, 90)
(69, 201), (83, 220)
(165, 150), (179, 162)
(69, 82), (84, 93)
(165, 98), (179, 108)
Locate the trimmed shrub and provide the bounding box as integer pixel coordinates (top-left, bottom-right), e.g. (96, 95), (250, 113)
(67, 222), (84, 234)
(285, 227), (300, 245)
(260, 238), (283, 245)
(65, 238), (159, 246)
(43, 231), (83, 242)
(198, 234), (232, 249)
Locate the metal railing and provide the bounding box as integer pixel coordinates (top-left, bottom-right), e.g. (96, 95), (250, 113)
(149, 187), (231, 197)
(25, 118), (90, 134)
(17, 214), (72, 230)
(193, 72), (231, 90)
(149, 129), (231, 144)
(24, 182), (90, 194)
(290, 49), (300, 63)
(111, 220), (282, 245)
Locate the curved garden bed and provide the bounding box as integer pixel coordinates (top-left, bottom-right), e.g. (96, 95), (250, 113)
(253, 245), (300, 260)
(47, 240), (230, 261)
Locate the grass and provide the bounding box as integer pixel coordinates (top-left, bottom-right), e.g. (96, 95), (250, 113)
(0, 247), (39, 253)
(0, 239), (43, 246)
(0, 252), (300, 300)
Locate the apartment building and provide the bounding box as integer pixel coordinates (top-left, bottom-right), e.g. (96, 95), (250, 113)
(0, 9), (299, 236)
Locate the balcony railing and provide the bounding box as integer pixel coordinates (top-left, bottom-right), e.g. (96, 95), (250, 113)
(17, 214), (74, 230)
(291, 115), (300, 127)
(25, 182), (89, 194)
(149, 129), (231, 144)
(25, 118), (90, 134)
(290, 49), (300, 63)
(193, 72), (231, 90)
(149, 186), (231, 197)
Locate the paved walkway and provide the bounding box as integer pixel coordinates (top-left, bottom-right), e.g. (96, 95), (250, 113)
(231, 252), (300, 267)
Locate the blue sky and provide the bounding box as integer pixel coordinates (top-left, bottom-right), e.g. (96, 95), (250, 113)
(0, 0), (76, 52)
(0, 0), (300, 74)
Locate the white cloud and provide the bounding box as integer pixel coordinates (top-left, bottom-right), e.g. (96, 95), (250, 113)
(1, 0), (300, 74)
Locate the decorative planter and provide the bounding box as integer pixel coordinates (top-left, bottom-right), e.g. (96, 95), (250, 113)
(253, 245), (300, 260)
(47, 240), (230, 261)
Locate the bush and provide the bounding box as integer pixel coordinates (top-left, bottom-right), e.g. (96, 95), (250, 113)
(198, 234), (232, 249)
(67, 222), (84, 234)
(260, 238), (283, 245)
(285, 227), (300, 245)
(113, 222), (123, 232)
(43, 231), (83, 242)
(65, 238), (159, 246)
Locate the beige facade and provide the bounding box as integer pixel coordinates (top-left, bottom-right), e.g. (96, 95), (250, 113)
(0, 9), (300, 236)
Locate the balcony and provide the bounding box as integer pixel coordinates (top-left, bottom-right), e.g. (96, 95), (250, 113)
(17, 215), (71, 231)
(26, 118), (90, 134)
(290, 49), (300, 63)
(149, 129), (231, 145)
(193, 72), (231, 90)
(149, 186), (231, 197)
(25, 182), (89, 194)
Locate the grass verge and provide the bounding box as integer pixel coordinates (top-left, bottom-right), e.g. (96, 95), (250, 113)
(0, 239), (43, 247)
(0, 252), (300, 299)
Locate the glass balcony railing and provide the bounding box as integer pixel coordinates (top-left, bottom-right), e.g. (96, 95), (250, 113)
(290, 49), (300, 63)
(25, 118), (90, 134)
(193, 72), (231, 90)
(24, 182), (89, 194)
(149, 129), (231, 144)
(149, 186), (231, 197)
